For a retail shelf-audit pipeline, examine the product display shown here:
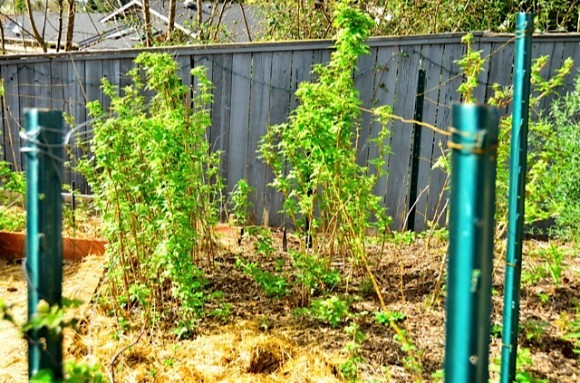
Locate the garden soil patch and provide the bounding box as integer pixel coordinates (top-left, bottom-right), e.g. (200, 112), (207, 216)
(1, 229), (578, 382)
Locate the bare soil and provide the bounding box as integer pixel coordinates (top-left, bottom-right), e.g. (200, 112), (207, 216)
(0, 227), (578, 382)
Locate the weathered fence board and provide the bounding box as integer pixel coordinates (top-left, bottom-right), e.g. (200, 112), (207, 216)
(266, 51), (293, 225)
(227, 52), (251, 197)
(209, 53), (233, 186)
(0, 33), (578, 231)
(247, 52), (273, 224)
(2, 64), (21, 170)
(63, 59), (87, 192)
(354, 46), (378, 168)
(371, 44), (399, 205)
(387, 46), (424, 228)
(413, 43), (444, 232)
(425, 42), (465, 227)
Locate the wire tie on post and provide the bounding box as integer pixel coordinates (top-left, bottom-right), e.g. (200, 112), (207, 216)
(448, 127), (497, 154)
(505, 261), (518, 268)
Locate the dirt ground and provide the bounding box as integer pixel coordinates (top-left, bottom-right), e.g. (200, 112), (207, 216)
(0, 228), (578, 382)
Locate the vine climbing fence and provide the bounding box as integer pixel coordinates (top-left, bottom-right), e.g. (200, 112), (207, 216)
(1, 32), (578, 231)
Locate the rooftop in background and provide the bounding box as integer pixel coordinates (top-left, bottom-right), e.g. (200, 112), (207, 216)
(0, 1), (261, 54)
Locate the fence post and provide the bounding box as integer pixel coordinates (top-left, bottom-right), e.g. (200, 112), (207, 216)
(407, 69), (426, 231)
(445, 104), (499, 383)
(24, 109), (64, 380)
(501, 12), (534, 383)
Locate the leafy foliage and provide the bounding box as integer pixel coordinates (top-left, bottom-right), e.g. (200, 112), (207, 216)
(244, 226), (275, 256)
(82, 52), (222, 334)
(259, 0), (391, 260)
(450, 34), (577, 242)
(294, 295), (350, 328)
(562, 301), (580, 356)
(229, 178), (254, 226)
(493, 62), (577, 239)
(340, 322), (366, 382)
(0, 161), (25, 231)
(375, 310), (424, 379)
(252, 0), (579, 41)
(236, 257), (288, 297)
(456, 33), (486, 103)
(525, 73), (579, 239)
(0, 79), (26, 231)
(291, 250), (341, 293)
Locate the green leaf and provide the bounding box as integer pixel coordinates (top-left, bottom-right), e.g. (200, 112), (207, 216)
(30, 370), (55, 382)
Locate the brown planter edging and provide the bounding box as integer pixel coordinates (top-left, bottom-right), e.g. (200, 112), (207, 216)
(0, 224), (243, 261)
(0, 231), (106, 261)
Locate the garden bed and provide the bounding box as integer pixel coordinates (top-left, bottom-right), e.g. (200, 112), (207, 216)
(1, 228), (577, 382)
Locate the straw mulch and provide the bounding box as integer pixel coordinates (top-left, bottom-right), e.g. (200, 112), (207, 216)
(71, 314), (343, 383)
(0, 255), (104, 383)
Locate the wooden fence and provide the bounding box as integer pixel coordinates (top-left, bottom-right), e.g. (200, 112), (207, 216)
(1, 32), (579, 231)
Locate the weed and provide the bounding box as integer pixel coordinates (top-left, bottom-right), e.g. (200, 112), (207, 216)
(208, 291), (233, 322)
(0, 159), (26, 231)
(358, 276), (374, 297)
(515, 348), (549, 383)
(236, 257), (288, 298)
(431, 369), (444, 382)
(389, 231), (416, 245)
(536, 244), (567, 286)
(244, 226), (275, 256)
(522, 319), (549, 342)
(291, 250), (341, 294)
(537, 292), (551, 304)
(254, 231), (275, 257)
(375, 310), (424, 380)
(521, 265), (549, 287)
(294, 295), (351, 328)
(490, 347), (549, 383)
(340, 322), (366, 382)
(490, 323), (502, 338)
(562, 301), (580, 355)
(229, 178), (253, 226)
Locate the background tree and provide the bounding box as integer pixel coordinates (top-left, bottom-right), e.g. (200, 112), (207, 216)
(250, 0), (579, 41)
(24, 0), (46, 51)
(64, 0), (74, 51)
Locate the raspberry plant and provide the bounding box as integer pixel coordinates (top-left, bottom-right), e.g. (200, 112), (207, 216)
(82, 53), (222, 334)
(259, 0), (392, 262)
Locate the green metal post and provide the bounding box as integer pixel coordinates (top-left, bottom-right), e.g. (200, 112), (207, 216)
(25, 109), (64, 380)
(501, 13), (533, 383)
(445, 104), (499, 383)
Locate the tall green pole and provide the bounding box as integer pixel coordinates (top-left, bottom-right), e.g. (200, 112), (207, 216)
(445, 104), (499, 383)
(501, 13), (533, 383)
(25, 109), (64, 380)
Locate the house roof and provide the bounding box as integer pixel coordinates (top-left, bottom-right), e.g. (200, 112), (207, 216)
(1, 11), (124, 52)
(3, 11), (108, 40)
(97, 0), (262, 43)
(0, 1), (262, 54)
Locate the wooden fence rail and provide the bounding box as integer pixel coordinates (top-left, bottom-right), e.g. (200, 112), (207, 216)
(1, 32), (578, 231)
